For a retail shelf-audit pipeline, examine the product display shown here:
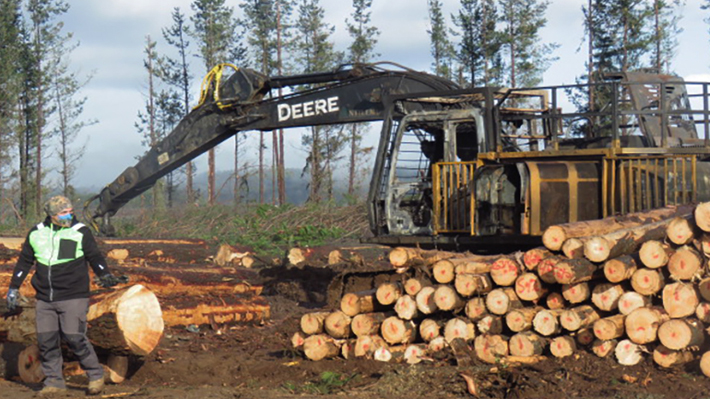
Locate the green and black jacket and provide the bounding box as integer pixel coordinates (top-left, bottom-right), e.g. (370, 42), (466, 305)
(10, 216), (110, 302)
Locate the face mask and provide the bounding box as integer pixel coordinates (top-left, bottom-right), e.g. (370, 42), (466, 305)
(56, 213), (73, 227)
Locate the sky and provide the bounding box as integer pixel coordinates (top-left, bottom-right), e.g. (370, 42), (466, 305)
(53, 0), (710, 189)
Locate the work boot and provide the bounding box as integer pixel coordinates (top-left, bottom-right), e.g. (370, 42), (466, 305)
(38, 385), (67, 395)
(86, 378), (104, 395)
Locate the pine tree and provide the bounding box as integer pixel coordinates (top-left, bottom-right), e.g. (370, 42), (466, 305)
(293, 0), (343, 203)
(498, 0), (557, 88)
(427, 0), (455, 79)
(452, 0), (500, 87)
(0, 0), (22, 214)
(345, 0), (379, 198)
(189, 0), (239, 205)
(652, 0), (684, 73)
(160, 7), (195, 205)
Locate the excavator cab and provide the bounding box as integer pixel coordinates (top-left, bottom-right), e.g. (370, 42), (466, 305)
(367, 72), (710, 250)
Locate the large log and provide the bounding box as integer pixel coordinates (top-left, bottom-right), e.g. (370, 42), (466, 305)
(509, 331), (546, 357)
(433, 285), (465, 312)
(630, 268), (665, 296)
(323, 311), (352, 339)
(86, 285), (163, 356)
(541, 205), (692, 251)
(443, 318), (475, 343)
(658, 318), (705, 350)
(695, 202), (710, 232)
(522, 248), (552, 271)
(666, 216), (696, 246)
(473, 334), (509, 364)
(159, 293), (270, 327)
(639, 240), (673, 269)
(662, 282), (700, 319)
(419, 318), (444, 342)
(667, 246), (703, 281)
(490, 257), (522, 287)
(514, 273), (546, 302)
(615, 339), (645, 366)
(583, 218), (672, 263)
(381, 317), (417, 345)
(624, 307), (669, 344)
(533, 309), (561, 337)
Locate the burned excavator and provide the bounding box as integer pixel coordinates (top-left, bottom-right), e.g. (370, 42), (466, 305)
(85, 62), (710, 254)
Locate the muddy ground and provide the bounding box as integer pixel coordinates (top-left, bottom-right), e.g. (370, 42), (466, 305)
(1, 239), (710, 398)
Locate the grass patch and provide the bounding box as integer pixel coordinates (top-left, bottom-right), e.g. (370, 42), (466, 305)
(282, 371), (358, 395)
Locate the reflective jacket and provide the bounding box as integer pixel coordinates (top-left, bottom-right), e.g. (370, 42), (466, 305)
(10, 216), (110, 302)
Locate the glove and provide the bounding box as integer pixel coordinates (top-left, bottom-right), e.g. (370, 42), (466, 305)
(6, 288), (19, 311)
(96, 274), (129, 288)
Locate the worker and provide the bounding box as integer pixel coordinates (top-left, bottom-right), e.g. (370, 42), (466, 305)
(5, 195), (124, 395)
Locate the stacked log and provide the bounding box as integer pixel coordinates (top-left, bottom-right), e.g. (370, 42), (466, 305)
(294, 202), (710, 378)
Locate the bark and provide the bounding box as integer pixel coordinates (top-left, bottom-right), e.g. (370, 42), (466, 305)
(537, 255), (562, 284)
(699, 277), (710, 302)
(477, 315), (504, 334)
(106, 354), (129, 384)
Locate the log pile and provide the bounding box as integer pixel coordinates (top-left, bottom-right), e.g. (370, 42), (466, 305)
(293, 203), (710, 377)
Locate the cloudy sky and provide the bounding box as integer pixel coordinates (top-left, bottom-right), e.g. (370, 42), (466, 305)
(55, 0), (710, 189)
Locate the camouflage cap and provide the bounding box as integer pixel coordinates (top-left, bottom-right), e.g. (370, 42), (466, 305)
(44, 195), (73, 216)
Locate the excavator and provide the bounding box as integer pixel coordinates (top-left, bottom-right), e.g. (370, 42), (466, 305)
(84, 61), (710, 255)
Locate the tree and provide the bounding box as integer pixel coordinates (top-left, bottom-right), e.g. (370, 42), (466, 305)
(293, 0), (343, 203)
(498, 0), (557, 88)
(652, 0), (684, 73)
(135, 36), (164, 210)
(0, 0), (23, 216)
(19, 0), (72, 218)
(427, 0), (455, 79)
(51, 60), (94, 198)
(452, 0), (500, 87)
(160, 7), (195, 205)
(345, 0), (379, 198)
(189, 0), (239, 205)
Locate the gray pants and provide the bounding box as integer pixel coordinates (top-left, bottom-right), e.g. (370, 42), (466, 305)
(36, 298), (104, 388)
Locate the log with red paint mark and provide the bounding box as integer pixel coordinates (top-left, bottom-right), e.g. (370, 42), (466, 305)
(485, 287), (522, 315)
(464, 297), (488, 321)
(537, 255), (562, 284)
(455, 273), (493, 297)
(351, 312), (391, 337)
(562, 238), (585, 259)
(590, 283), (624, 312)
(415, 286), (438, 315)
(300, 311), (330, 335)
(653, 344), (695, 368)
(514, 273), (546, 302)
(541, 205), (691, 251)
(662, 282), (700, 319)
(381, 316), (417, 345)
(394, 295), (419, 320)
(434, 285), (465, 312)
(617, 291), (651, 315)
(303, 334), (342, 361)
(657, 318), (705, 350)
(473, 334), (509, 364)
(419, 318), (444, 342)
(477, 314), (504, 335)
(667, 246), (703, 281)
(624, 306), (669, 344)
(583, 219), (672, 263)
(550, 336), (576, 358)
(591, 339), (617, 358)
(630, 268), (665, 296)
(592, 314), (626, 341)
(553, 258), (599, 285)
(509, 331), (546, 357)
(615, 339), (646, 366)
(443, 318), (475, 343)
(562, 282), (591, 304)
(505, 307), (543, 333)
(532, 309), (561, 337)
(323, 310), (352, 339)
(639, 240), (673, 269)
(376, 281), (403, 306)
(559, 305), (600, 332)
(666, 216), (696, 246)
(522, 247), (553, 270)
(694, 202), (710, 232)
(603, 255), (639, 283)
(340, 289), (378, 317)
(490, 257), (522, 287)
